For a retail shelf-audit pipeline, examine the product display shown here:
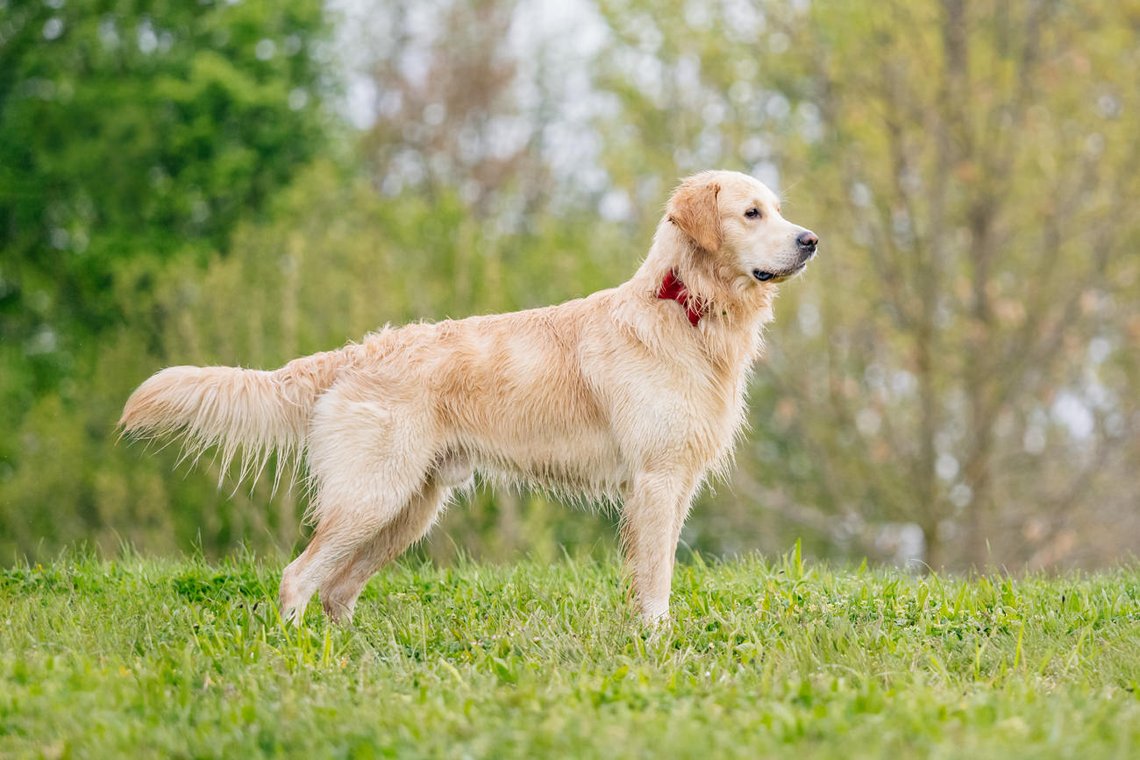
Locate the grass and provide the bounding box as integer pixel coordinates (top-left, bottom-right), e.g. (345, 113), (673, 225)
(1, 547), (1138, 759)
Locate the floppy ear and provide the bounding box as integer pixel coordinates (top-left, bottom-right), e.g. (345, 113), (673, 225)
(667, 179), (722, 252)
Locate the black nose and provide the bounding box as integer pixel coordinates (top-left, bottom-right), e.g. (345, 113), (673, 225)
(797, 230), (819, 253)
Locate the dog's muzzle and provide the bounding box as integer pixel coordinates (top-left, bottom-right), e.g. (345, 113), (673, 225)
(753, 230), (819, 282)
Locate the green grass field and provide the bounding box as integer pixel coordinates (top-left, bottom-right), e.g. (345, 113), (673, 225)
(2, 548), (1138, 759)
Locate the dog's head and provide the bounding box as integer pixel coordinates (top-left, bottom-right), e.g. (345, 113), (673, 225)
(667, 170), (818, 284)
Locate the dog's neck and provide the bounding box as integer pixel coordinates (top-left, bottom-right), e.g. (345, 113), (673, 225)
(633, 219), (775, 329)
(616, 218), (777, 385)
(655, 269), (705, 326)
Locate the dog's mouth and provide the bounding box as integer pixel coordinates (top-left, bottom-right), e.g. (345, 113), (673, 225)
(752, 250), (816, 283)
(752, 262), (809, 283)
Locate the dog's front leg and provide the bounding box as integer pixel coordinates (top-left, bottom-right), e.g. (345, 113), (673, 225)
(621, 468), (695, 625)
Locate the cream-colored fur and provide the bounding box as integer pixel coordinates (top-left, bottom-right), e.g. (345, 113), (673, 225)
(120, 170), (818, 625)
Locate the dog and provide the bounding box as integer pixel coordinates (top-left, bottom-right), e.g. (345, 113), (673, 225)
(120, 170), (818, 625)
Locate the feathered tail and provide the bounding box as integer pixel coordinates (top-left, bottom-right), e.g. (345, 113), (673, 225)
(118, 349), (346, 489)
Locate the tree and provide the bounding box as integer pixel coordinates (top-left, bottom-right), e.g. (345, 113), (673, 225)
(0, 0), (330, 415)
(0, 0), (334, 558)
(594, 0), (1140, 568)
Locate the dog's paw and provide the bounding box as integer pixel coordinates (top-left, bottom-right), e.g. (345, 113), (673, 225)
(321, 596), (357, 626)
(641, 612), (673, 644)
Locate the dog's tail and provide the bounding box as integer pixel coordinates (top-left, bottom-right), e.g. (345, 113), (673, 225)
(118, 349), (348, 488)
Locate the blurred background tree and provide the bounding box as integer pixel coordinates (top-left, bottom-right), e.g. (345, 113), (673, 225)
(1, 0), (330, 555)
(1, 0), (1137, 571)
(592, 0), (1140, 569)
(1, 0), (328, 394)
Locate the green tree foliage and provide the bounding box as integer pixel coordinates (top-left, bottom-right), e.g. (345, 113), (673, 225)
(0, 0), (329, 410)
(0, 0), (331, 559)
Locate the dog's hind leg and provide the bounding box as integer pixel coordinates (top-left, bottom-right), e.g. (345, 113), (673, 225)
(278, 390), (435, 625)
(318, 478), (452, 623)
(279, 513), (376, 625)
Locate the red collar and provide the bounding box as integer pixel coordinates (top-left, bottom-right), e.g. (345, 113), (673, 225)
(656, 270), (704, 326)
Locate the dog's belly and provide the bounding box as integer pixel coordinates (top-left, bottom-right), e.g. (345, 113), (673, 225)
(455, 424), (626, 499)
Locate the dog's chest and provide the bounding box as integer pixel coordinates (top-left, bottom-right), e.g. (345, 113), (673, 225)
(602, 351), (750, 472)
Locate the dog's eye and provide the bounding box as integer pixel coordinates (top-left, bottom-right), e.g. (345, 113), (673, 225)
(744, 207), (761, 219)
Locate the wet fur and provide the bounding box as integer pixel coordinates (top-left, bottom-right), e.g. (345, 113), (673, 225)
(120, 170), (816, 625)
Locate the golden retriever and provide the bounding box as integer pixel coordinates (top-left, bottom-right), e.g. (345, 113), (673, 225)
(120, 170), (818, 625)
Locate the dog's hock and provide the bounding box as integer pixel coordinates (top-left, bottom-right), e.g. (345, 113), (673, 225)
(667, 177), (722, 253)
